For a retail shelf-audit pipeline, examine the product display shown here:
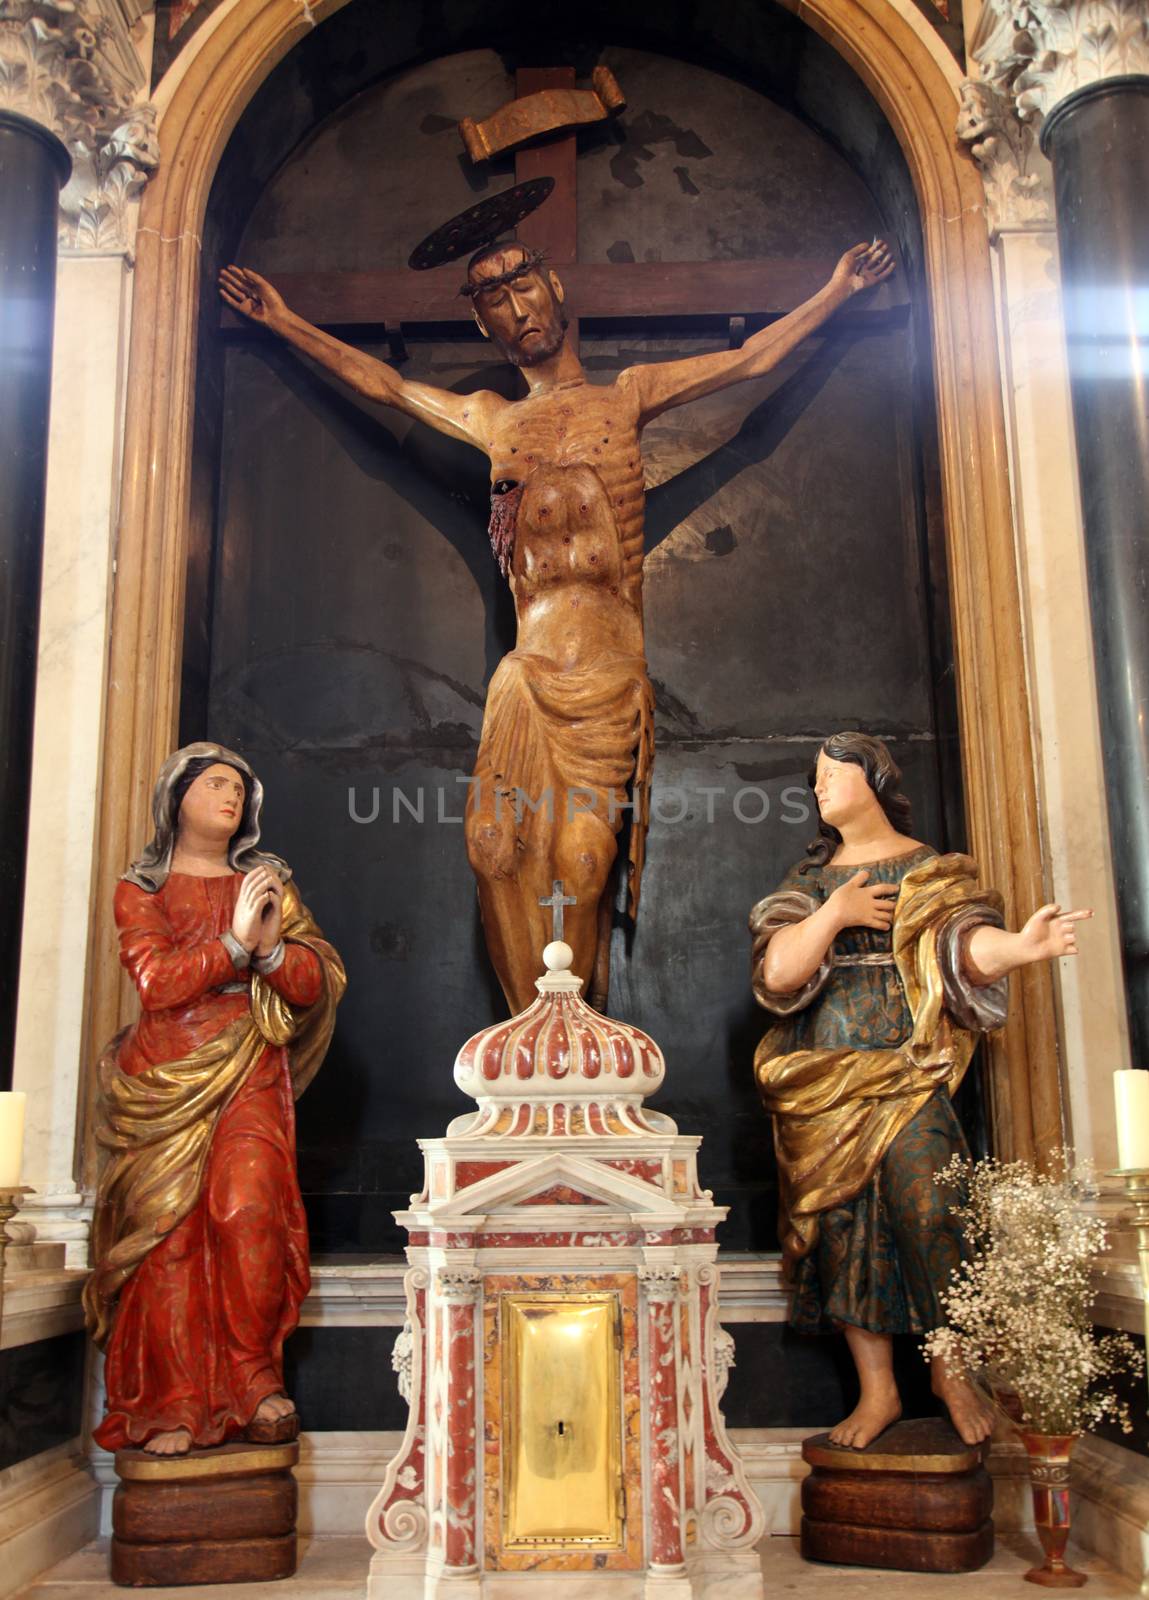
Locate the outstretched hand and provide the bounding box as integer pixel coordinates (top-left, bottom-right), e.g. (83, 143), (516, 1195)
(1016, 903), (1093, 965)
(219, 265), (286, 328)
(831, 240), (896, 296)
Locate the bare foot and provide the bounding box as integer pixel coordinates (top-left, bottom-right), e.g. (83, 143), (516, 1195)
(932, 1362), (994, 1446)
(828, 1386), (902, 1449)
(253, 1393), (296, 1426)
(142, 1427), (192, 1456)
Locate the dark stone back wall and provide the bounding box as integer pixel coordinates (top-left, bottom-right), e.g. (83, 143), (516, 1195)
(189, 36), (965, 1254)
(0, 1333), (85, 1471)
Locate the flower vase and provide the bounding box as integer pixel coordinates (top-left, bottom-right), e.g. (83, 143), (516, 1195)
(1018, 1431), (1087, 1588)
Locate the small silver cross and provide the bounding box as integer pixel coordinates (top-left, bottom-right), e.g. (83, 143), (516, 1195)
(538, 878), (577, 943)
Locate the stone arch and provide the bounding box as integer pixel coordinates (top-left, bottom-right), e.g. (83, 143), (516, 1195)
(81, 0), (1057, 1173)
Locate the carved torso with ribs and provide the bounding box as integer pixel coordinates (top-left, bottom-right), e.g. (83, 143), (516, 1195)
(484, 374), (647, 671)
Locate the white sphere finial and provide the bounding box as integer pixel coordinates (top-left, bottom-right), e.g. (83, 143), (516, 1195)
(542, 940), (573, 972)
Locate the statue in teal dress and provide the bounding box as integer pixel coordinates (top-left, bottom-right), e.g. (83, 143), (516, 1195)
(750, 732), (1091, 1450)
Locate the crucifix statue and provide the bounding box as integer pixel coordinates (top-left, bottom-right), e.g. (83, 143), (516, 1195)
(218, 73), (894, 1015)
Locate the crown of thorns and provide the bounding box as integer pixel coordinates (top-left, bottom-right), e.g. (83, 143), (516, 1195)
(459, 246), (548, 300)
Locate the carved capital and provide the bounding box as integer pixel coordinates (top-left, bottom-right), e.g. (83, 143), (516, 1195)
(959, 1), (1056, 231)
(435, 1266), (482, 1304)
(968, 0), (1149, 143)
(1014, 0), (1149, 125)
(639, 1265), (683, 1302)
(59, 99), (158, 250)
(0, 1), (155, 251)
(958, 77), (1054, 231)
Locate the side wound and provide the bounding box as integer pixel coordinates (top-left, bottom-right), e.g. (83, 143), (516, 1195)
(488, 480), (523, 577)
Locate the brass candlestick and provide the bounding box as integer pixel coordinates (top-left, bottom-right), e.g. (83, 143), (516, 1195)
(1106, 1170), (1149, 1599)
(1113, 1169), (1149, 1407)
(0, 1186), (33, 1343)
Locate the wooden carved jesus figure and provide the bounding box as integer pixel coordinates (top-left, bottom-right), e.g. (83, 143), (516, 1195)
(220, 241), (892, 1012)
(84, 743), (346, 1456)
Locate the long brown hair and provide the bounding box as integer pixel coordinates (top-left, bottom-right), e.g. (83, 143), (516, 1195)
(798, 731), (914, 873)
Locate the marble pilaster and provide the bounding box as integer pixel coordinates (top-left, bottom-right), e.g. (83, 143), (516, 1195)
(11, 251), (138, 1262)
(965, 0), (1149, 1070)
(959, 1), (1134, 1178)
(4, 0), (155, 1260)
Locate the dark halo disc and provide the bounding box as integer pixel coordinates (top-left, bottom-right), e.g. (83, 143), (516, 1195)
(408, 177), (555, 271)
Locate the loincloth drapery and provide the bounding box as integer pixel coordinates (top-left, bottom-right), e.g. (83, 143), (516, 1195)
(472, 649), (655, 917)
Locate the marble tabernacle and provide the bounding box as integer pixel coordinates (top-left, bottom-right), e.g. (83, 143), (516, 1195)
(365, 937), (765, 1598)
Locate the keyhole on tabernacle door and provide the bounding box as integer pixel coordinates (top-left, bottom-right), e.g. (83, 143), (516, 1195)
(557, 1420), (566, 1437)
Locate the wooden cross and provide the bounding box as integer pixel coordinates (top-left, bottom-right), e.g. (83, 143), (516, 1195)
(220, 66), (904, 348)
(539, 879), (577, 943)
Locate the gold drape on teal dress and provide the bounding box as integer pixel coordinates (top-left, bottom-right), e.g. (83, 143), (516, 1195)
(751, 849), (1006, 1334)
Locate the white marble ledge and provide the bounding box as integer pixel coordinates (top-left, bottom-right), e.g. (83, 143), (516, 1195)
(302, 1251), (790, 1326)
(302, 1257), (405, 1326)
(0, 1253), (791, 1346)
(1072, 1434), (1149, 1587)
(1092, 1259), (1147, 1335)
(0, 1268), (87, 1351)
(15, 1530), (1141, 1600)
(0, 1439), (100, 1600)
(305, 1251), (1146, 1329)
(3, 1252), (1139, 1343)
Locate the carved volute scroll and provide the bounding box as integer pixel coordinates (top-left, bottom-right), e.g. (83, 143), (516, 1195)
(0, 0), (157, 250)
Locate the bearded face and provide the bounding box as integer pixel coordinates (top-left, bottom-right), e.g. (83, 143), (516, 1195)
(467, 246), (568, 368)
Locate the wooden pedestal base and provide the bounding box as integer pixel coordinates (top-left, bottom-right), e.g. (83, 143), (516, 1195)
(111, 1440), (299, 1587)
(800, 1418), (994, 1573)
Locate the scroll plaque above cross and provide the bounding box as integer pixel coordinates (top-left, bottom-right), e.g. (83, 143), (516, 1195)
(219, 66), (905, 347)
(458, 64), (626, 165)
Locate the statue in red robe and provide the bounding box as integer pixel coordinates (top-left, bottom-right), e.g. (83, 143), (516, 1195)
(83, 743), (345, 1456)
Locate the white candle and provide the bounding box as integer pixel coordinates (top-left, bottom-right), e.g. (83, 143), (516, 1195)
(0, 1092), (26, 1189)
(1114, 1070), (1149, 1170)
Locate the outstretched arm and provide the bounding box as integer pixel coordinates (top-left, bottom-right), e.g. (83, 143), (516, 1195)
(219, 266), (503, 453)
(621, 241), (895, 428)
(964, 904), (1093, 985)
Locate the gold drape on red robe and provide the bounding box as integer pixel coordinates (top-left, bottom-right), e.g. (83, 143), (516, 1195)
(84, 879), (344, 1350)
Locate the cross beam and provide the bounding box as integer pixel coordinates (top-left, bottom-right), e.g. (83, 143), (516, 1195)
(219, 258), (905, 333)
(219, 62), (906, 342)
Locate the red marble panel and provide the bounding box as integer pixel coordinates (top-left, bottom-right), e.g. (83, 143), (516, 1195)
(444, 1301), (478, 1569)
(681, 1300), (696, 1515)
(606, 1158), (662, 1184)
(646, 1291), (684, 1568)
(478, 1229), (637, 1249)
(518, 1184), (598, 1206)
(455, 1160), (516, 1190)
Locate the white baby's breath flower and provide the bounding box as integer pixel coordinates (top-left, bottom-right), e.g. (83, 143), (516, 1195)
(922, 1153), (1143, 1435)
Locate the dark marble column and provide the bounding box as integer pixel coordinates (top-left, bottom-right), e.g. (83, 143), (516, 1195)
(1042, 76), (1149, 1065)
(0, 110), (70, 1089)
